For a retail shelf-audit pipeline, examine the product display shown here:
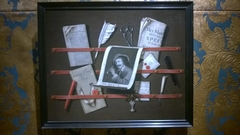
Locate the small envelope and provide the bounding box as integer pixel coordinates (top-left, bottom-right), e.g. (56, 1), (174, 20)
(139, 54), (160, 78)
(134, 81), (150, 101)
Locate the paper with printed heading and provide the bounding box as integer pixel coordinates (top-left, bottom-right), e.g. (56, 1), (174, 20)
(137, 17), (167, 60)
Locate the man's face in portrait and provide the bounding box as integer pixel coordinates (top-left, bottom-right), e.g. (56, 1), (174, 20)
(115, 58), (124, 69)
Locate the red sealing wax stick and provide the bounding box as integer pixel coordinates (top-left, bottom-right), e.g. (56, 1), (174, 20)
(64, 80), (77, 110)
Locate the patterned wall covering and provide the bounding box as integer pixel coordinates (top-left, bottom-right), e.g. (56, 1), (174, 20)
(0, 0), (240, 135)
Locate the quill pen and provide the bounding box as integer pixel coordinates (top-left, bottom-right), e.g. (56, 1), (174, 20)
(94, 21), (116, 60)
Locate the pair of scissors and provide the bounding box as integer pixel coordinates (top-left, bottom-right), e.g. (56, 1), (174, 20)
(120, 26), (134, 47)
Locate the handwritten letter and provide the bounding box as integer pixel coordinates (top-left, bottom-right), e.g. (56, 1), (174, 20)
(70, 65), (106, 114)
(134, 81), (150, 101)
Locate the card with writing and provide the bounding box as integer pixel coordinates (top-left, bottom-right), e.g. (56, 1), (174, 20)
(134, 81), (150, 101)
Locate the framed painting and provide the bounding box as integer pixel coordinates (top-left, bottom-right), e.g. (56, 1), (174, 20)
(38, 1), (193, 128)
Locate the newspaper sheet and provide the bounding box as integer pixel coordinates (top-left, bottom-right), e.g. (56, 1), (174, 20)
(137, 17), (167, 60)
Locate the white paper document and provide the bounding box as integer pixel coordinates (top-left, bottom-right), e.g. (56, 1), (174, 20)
(137, 17), (167, 60)
(134, 81), (150, 101)
(69, 65), (106, 114)
(63, 24), (93, 67)
(138, 53), (160, 78)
